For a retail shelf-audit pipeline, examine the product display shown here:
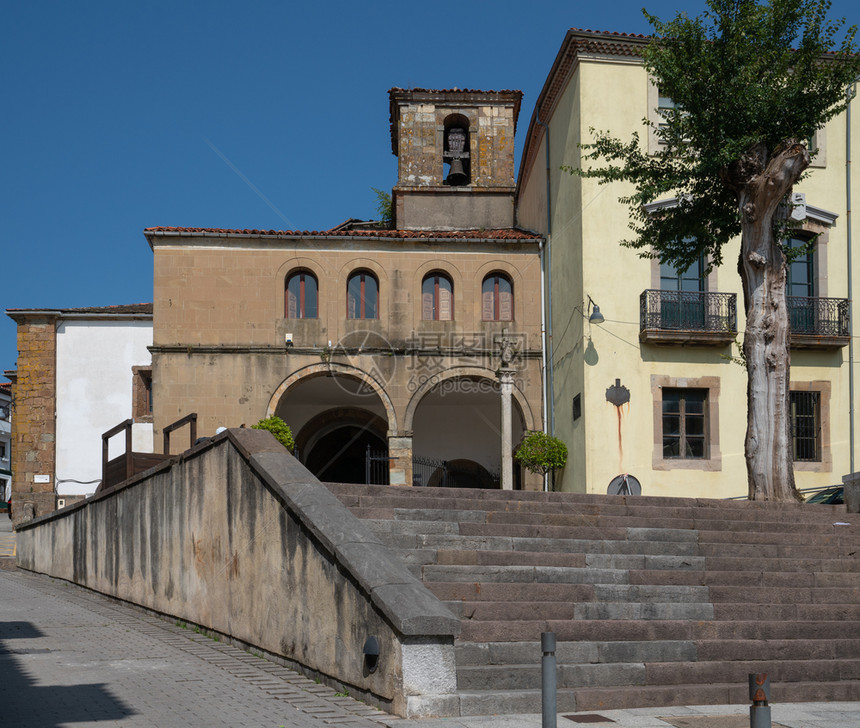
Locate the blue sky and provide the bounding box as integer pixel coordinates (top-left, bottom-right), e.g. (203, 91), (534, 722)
(2, 0), (857, 372)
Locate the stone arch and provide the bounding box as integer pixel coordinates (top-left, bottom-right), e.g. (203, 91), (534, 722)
(403, 365), (536, 434)
(267, 362), (398, 435)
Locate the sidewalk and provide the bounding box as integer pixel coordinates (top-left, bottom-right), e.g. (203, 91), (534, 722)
(0, 511), (14, 559)
(1, 566), (858, 727)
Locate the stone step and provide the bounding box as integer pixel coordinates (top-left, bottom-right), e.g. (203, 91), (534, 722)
(572, 679), (860, 711)
(420, 564), (631, 585)
(455, 688), (578, 716)
(629, 568), (860, 587)
(456, 658), (860, 691)
(445, 600), (579, 621)
(455, 639), (697, 666)
(704, 555), (860, 573)
(707, 585), (859, 604)
(695, 638), (858, 661)
(456, 616), (860, 642)
(351, 505), (854, 537)
(436, 549), (587, 568)
(329, 484), (852, 527)
(712, 602), (860, 621)
(407, 533), (702, 556)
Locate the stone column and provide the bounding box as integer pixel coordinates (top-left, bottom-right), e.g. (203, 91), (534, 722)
(388, 435), (413, 487)
(497, 367), (515, 490)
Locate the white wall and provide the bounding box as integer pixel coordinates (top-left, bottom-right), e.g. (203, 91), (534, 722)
(55, 320), (153, 496)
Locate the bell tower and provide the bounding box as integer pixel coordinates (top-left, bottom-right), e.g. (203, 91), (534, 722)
(388, 88), (522, 231)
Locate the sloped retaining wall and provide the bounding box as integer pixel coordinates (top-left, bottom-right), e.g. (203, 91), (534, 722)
(15, 428), (460, 717)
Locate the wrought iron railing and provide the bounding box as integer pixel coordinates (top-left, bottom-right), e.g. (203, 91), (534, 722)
(411, 455), (500, 489)
(787, 296), (850, 337)
(640, 290), (737, 333)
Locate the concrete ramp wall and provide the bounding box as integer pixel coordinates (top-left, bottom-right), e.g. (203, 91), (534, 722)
(15, 428), (460, 717)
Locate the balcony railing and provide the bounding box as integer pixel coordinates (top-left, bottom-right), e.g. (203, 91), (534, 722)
(788, 296), (850, 348)
(640, 289), (737, 345)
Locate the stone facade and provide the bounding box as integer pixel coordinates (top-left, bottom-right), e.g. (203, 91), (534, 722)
(6, 313), (57, 523)
(5, 306), (153, 523)
(390, 89), (521, 230)
(147, 231), (544, 490)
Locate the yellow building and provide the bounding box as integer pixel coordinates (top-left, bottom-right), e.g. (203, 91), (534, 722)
(517, 29), (858, 498)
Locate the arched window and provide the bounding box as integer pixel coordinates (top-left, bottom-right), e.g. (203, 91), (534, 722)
(422, 272), (453, 321)
(443, 114), (471, 186)
(482, 273), (513, 321)
(285, 270), (318, 319)
(347, 270), (378, 319)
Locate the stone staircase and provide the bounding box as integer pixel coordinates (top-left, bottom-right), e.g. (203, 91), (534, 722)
(326, 483), (860, 715)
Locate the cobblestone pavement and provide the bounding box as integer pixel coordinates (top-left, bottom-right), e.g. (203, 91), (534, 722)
(0, 568), (391, 727)
(0, 513), (14, 559)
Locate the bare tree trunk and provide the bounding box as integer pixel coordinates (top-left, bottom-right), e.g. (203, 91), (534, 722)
(736, 142), (809, 501)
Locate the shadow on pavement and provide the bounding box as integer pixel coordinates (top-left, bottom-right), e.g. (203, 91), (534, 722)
(0, 620), (137, 726)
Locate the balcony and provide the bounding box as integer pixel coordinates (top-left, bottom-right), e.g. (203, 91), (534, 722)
(640, 289), (737, 346)
(788, 296), (850, 349)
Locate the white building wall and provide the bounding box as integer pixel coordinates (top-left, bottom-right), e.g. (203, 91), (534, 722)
(1, 389), (11, 501)
(55, 320), (153, 496)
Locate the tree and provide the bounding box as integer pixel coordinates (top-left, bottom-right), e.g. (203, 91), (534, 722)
(251, 416), (295, 452)
(574, 0), (859, 500)
(515, 431), (568, 476)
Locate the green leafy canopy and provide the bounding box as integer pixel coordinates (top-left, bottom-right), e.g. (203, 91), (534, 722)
(251, 416), (295, 452)
(569, 0), (860, 274)
(515, 431), (568, 475)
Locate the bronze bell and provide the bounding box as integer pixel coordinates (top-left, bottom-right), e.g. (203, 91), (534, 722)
(446, 157), (468, 186)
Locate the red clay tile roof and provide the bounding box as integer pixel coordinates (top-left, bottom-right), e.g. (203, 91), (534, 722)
(0, 382), (10, 391)
(7, 303), (153, 316)
(144, 226), (541, 241)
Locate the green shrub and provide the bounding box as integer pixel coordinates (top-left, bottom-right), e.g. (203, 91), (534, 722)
(514, 431), (567, 476)
(251, 416), (295, 452)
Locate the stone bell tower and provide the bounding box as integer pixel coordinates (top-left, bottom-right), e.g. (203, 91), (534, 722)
(388, 88), (522, 231)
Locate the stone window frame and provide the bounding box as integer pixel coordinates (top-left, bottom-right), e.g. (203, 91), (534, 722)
(132, 366), (153, 423)
(481, 271), (514, 322)
(421, 271), (454, 321)
(285, 268), (319, 320)
(652, 374), (721, 471)
(790, 380), (832, 472)
(347, 269), (380, 320)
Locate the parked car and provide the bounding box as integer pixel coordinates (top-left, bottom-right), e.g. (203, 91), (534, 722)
(805, 486), (844, 504)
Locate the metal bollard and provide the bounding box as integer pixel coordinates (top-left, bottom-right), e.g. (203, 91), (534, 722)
(542, 631), (557, 728)
(749, 673), (772, 728)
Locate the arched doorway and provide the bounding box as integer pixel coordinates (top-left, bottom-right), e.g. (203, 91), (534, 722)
(410, 375), (526, 489)
(272, 370), (392, 484)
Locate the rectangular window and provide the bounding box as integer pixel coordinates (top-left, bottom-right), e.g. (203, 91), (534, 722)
(572, 393), (582, 421)
(790, 390), (821, 462)
(662, 388), (708, 459)
(0, 443), (6, 459)
(132, 367), (153, 422)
